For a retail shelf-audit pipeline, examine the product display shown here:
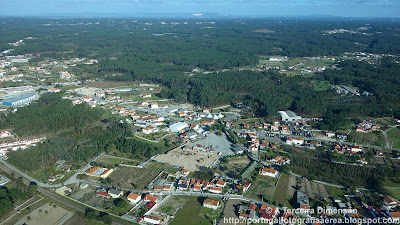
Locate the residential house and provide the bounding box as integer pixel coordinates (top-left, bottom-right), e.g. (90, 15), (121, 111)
(127, 193), (141, 204)
(144, 194), (159, 202)
(286, 137), (304, 146)
(108, 189), (123, 198)
(143, 215), (160, 224)
(216, 180), (226, 188)
(203, 198), (221, 210)
(208, 186), (222, 194)
(259, 167), (278, 178)
(383, 197), (399, 210)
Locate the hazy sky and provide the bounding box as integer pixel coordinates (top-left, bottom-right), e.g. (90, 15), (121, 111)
(1, 0), (400, 17)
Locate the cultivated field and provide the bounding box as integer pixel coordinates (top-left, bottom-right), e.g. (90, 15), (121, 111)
(108, 166), (162, 189)
(153, 148), (219, 171)
(15, 203), (73, 225)
(271, 173), (292, 206)
(143, 160), (180, 174)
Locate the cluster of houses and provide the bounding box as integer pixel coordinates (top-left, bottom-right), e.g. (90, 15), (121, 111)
(0, 137), (45, 158)
(269, 156), (291, 166)
(238, 202), (279, 224)
(356, 120), (381, 133)
(175, 176), (227, 194)
(59, 71), (75, 80)
(332, 144), (363, 154)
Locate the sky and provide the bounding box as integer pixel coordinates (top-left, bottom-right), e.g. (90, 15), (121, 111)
(1, 0), (400, 17)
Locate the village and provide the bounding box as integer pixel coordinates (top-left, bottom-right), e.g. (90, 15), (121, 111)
(1, 41), (400, 225)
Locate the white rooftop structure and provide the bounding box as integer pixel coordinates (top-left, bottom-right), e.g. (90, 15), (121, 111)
(279, 110), (302, 122)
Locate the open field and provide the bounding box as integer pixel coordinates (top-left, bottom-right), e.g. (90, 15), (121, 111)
(385, 186), (400, 200)
(348, 131), (385, 147)
(143, 160), (180, 174)
(325, 186), (349, 200)
(220, 199), (246, 225)
(85, 81), (134, 88)
(108, 166), (162, 189)
(311, 80), (331, 91)
(153, 148), (218, 171)
(271, 173), (291, 207)
(387, 127), (400, 148)
(96, 154), (140, 167)
(15, 202), (73, 225)
(169, 196), (222, 225)
(157, 195), (191, 215)
(245, 175), (277, 202)
(218, 155), (251, 178)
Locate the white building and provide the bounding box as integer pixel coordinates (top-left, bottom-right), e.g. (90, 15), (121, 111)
(203, 198), (221, 210)
(169, 122), (188, 133)
(127, 193), (141, 204)
(279, 110), (302, 122)
(143, 216), (160, 224)
(286, 137), (304, 146)
(0, 130), (11, 138)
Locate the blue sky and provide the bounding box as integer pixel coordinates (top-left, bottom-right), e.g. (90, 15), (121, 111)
(1, 0), (399, 17)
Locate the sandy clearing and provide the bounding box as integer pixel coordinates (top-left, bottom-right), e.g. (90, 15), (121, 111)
(15, 202), (73, 225)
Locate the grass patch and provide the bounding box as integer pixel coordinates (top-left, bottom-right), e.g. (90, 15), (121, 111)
(169, 196), (222, 225)
(245, 175), (277, 202)
(96, 155), (140, 167)
(325, 186), (349, 200)
(144, 161), (180, 174)
(271, 173), (290, 206)
(311, 80), (331, 91)
(387, 127), (400, 148)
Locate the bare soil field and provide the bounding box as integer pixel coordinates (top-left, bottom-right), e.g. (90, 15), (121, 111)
(15, 203), (73, 225)
(153, 148), (218, 171)
(108, 166), (162, 189)
(220, 199), (246, 225)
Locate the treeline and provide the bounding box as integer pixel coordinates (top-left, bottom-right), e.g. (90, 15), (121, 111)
(0, 179), (37, 219)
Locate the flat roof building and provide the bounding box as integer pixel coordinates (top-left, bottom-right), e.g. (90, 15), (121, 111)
(279, 110), (302, 122)
(2, 93), (35, 106)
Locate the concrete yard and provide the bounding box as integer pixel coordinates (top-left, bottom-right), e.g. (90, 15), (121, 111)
(15, 202), (73, 225)
(154, 148), (219, 171)
(189, 133), (234, 156)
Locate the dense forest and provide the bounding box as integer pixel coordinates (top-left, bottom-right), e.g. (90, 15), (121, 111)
(2, 18), (400, 119)
(2, 94), (169, 173)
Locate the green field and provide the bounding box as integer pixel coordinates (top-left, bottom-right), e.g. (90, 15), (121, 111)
(311, 80), (331, 91)
(144, 160), (180, 174)
(348, 131), (385, 147)
(325, 186), (349, 200)
(271, 173), (290, 206)
(384, 178), (400, 200)
(245, 175), (277, 202)
(96, 155), (140, 167)
(169, 197), (222, 225)
(158, 195), (190, 214)
(387, 127), (400, 148)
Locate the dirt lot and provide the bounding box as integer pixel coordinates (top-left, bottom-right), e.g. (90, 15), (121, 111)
(108, 166), (162, 189)
(220, 199), (246, 225)
(153, 148), (219, 171)
(70, 186), (96, 201)
(15, 203), (73, 225)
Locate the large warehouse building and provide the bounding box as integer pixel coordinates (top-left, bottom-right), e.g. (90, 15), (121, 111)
(279, 110), (302, 122)
(2, 93), (35, 106)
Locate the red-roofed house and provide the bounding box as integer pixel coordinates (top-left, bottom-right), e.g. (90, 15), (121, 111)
(127, 193), (141, 204)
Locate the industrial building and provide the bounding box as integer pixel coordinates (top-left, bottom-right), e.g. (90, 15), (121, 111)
(279, 110), (302, 122)
(169, 122), (188, 133)
(2, 93), (35, 106)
